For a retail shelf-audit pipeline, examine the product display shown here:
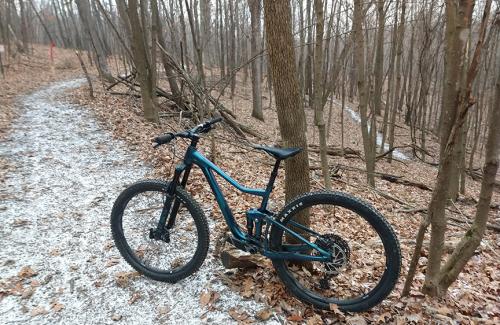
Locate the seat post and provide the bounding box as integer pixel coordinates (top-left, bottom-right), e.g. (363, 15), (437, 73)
(260, 158), (282, 210)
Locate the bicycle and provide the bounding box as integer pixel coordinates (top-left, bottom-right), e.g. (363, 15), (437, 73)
(110, 117), (401, 312)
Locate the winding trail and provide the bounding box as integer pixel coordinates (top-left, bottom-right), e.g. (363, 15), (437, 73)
(0, 79), (271, 324)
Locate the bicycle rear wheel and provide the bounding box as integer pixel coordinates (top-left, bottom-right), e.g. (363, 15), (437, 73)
(110, 180), (209, 282)
(270, 191), (401, 312)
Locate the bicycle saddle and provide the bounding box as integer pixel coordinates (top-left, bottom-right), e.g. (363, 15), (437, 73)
(253, 145), (302, 160)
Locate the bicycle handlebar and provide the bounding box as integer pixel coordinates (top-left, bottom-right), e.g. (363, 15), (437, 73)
(153, 116), (223, 148)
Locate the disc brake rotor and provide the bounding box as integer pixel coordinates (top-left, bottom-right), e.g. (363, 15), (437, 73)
(315, 234), (351, 276)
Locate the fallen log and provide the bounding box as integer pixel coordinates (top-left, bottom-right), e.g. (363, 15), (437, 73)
(380, 174), (433, 191)
(331, 164), (433, 191)
(308, 144), (361, 158)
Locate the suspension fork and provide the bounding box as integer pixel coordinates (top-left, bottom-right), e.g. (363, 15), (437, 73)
(163, 163), (192, 229)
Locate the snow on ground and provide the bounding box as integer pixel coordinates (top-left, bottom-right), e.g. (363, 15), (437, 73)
(0, 79), (275, 324)
(332, 99), (410, 161)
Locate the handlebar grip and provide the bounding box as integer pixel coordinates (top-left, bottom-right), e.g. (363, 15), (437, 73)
(153, 133), (175, 146)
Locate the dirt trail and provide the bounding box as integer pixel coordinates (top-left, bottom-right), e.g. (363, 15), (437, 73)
(0, 79), (273, 324)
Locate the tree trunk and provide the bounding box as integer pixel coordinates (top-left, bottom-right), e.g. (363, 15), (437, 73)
(18, 0), (29, 52)
(263, 0), (311, 209)
(152, 0), (182, 108)
(353, 0), (375, 187)
(423, 0), (491, 296)
(436, 52), (500, 294)
(373, 0), (385, 116)
(117, 0), (158, 122)
(313, 0), (331, 190)
(76, 0), (113, 82)
(248, 0), (263, 121)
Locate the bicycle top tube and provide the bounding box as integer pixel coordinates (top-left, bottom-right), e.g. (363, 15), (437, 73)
(188, 147), (268, 197)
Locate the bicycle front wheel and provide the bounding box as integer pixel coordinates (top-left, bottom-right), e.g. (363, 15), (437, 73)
(110, 180), (209, 282)
(270, 191), (401, 312)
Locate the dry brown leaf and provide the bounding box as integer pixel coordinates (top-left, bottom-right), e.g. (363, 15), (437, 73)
(18, 266), (37, 278)
(114, 271), (139, 288)
(51, 302), (64, 312)
(240, 277), (255, 299)
(228, 307), (249, 322)
(30, 306), (48, 317)
(287, 313), (303, 322)
(128, 292), (141, 305)
(199, 290), (212, 307)
(106, 258), (121, 267)
(111, 314), (122, 321)
(346, 315), (367, 325)
(199, 290), (220, 308)
(255, 308), (273, 321)
(306, 314), (323, 325)
(329, 303), (344, 316)
(21, 287), (35, 299)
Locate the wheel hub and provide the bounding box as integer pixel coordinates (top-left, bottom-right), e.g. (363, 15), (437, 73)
(149, 228), (170, 243)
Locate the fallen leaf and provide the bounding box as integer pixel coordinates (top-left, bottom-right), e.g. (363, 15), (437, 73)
(200, 290), (211, 307)
(18, 266), (37, 278)
(241, 277), (254, 298)
(228, 307), (249, 322)
(346, 315), (367, 325)
(329, 303), (344, 316)
(255, 308), (272, 321)
(114, 271), (139, 288)
(111, 314), (122, 321)
(128, 292), (141, 305)
(306, 314), (323, 325)
(21, 287), (35, 299)
(30, 306), (48, 317)
(199, 290), (220, 307)
(287, 313), (303, 322)
(106, 258), (120, 267)
(51, 302), (64, 312)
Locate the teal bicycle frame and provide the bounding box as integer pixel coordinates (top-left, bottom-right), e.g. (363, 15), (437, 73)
(158, 137), (332, 262)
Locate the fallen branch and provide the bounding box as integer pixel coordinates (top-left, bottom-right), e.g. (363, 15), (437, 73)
(398, 206), (500, 232)
(156, 42), (260, 138)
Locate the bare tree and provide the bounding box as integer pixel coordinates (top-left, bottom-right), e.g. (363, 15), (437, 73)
(248, 0), (263, 121)
(263, 0), (310, 208)
(353, 0), (376, 187)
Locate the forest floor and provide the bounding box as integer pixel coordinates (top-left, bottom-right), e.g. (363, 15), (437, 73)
(1, 45), (499, 324)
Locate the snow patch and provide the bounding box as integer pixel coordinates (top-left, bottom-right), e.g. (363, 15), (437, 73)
(340, 101), (409, 160)
(0, 79), (276, 324)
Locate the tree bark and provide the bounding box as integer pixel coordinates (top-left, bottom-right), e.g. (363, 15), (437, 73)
(75, 0), (113, 82)
(248, 0), (263, 121)
(263, 0), (311, 208)
(353, 0), (376, 187)
(313, 0), (331, 190)
(423, 0), (491, 296)
(436, 51), (499, 293)
(117, 0), (159, 122)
